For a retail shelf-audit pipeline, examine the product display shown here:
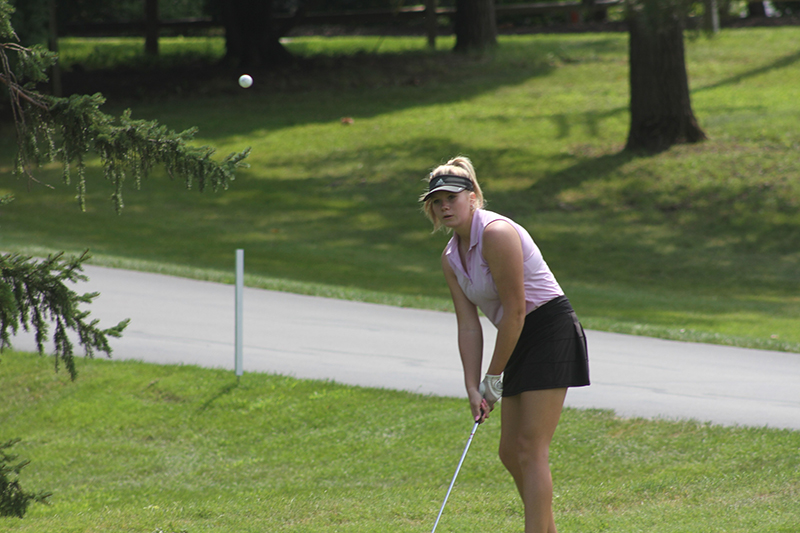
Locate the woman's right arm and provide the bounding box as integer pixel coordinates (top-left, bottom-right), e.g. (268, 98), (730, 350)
(442, 252), (489, 422)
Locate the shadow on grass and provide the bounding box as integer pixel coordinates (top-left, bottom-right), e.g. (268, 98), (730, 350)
(471, 132), (800, 292)
(53, 36), (630, 138)
(8, 124), (796, 297)
(695, 49), (800, 93)
(524, 149), (635, 205)
(198, 381), (239, 412)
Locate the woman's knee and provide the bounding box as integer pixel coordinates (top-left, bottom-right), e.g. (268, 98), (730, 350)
(498, 437), (517, 472)
(499, 434), (548, 473)
(499, 434), (535, 474)
(515, 435), (551, 470)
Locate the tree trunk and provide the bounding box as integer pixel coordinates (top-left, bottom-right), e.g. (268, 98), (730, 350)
(425, 0), (438, 49)
(454, 0), (497, 53)
(219, 0), (292, 69)
(747, 1), (767, 17)
(48, 0), (62, 96)
(145, 0), (159, 57)
(625, 8), (706, 152)
(702, 0), (720, 34)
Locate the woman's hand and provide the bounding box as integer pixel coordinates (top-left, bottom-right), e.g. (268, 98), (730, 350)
(479, 373), (503, 408)
(469, 388), (492, 423)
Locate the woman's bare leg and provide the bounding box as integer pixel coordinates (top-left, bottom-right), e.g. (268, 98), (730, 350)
(499, 388), (567, 533)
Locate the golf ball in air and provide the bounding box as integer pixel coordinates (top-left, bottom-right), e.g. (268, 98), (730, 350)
(238, 74), (253, 88)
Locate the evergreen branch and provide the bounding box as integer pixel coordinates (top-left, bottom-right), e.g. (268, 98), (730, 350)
(11, 91), (252, 213)
(1, 18), (250, 212)
(0, 0), (14, 41)
(0, 439), (51, 518)
(1, 38), (56, 188)
(0, 72), (49, 110)
(0, 251), (130, 381)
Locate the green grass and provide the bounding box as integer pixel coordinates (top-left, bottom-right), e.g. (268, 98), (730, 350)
(1, 29), (799, 353)
(1, 350), (798, 532)
(56, 36), (227, 71)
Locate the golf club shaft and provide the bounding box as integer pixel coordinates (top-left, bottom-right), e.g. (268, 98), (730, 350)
(430, 420), (481, 533)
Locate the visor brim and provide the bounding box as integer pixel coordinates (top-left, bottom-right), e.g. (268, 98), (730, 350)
(422, 185), (467, 201)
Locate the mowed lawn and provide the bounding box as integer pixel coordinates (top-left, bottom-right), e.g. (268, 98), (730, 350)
(1, 351), (799, 532)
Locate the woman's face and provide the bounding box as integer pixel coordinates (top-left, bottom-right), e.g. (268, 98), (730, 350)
(429, 190), (474, 230)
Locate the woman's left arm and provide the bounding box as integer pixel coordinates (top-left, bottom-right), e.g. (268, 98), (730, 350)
(483, 221), (527, 376)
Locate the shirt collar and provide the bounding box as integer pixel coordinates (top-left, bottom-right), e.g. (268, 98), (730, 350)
(467, 208), (482, 251)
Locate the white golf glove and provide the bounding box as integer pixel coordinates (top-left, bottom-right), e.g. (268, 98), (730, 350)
(479, 374), (503, 405)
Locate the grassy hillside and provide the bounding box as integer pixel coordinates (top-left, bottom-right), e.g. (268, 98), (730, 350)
(1, 29), (798, 351)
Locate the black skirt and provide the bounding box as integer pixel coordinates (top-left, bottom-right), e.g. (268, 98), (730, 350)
(502, 295), (590, 396)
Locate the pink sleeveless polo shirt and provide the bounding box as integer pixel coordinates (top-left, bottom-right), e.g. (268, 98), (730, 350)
(444, 209), (564, 327)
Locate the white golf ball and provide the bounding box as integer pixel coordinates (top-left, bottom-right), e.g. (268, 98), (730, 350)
(238, 74), (253, 88)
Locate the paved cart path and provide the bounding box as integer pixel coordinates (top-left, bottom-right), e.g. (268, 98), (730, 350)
(9, 265), (800, 430)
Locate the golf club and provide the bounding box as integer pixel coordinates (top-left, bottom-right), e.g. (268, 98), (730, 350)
(430, 418), (481, 533)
